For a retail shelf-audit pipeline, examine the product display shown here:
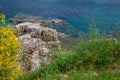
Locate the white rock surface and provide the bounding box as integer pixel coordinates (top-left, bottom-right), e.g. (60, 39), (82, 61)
(16, 22), (60, 72)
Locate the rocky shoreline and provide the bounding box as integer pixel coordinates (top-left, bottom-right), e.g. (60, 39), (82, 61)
(10, 17), (79, 38)
(9, 17), (68, 27)
(12, 18), (67, 72)
(10, 17), (79, 72)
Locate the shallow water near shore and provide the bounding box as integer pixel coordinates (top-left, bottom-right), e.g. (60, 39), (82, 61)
(0, 0), (120, 36)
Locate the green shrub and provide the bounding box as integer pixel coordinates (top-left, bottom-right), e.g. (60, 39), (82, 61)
(76, 20), (120, 68)
(0, 14), (22, 80)
(77, 37), (120, 67)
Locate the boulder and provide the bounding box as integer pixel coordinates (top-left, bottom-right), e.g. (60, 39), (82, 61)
(41, 28), (59, 42)
(16, 22), (60, 72)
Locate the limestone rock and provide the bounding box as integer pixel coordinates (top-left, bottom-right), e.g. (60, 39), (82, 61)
(10, 18), (68, 27)
(16, 22), (60, 72)
(58, 32), (68, 38)
(41, 28), (59, 42)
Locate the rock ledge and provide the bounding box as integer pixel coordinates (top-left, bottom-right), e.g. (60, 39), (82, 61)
(16, 22), (60, 71)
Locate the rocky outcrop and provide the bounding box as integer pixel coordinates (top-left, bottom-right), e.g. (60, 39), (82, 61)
(10, 17), (79, 38)
(9, 18), (68, 27)
(16, 22), (60, 72)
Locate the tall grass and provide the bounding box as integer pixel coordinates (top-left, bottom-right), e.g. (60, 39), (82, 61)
(18, 20), (120, 80)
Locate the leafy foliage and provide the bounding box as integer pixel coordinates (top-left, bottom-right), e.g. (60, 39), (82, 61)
(0, 14), (22, 80)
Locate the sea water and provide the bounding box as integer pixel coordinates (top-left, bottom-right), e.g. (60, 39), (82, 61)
(0, 0), (120, 36)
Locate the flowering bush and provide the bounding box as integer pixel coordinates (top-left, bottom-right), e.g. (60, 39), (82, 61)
(0, 13), (6, 24)
(0, 14), (22, 80)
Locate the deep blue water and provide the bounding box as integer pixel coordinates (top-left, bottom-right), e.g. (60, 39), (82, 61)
(0, 0), (120, 35)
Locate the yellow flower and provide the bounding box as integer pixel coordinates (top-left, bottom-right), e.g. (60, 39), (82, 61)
(0, 25), (22, 79)
(37, 78), (41, 80)
(0, 46), (5, 50)
(0, 13), (6, 24)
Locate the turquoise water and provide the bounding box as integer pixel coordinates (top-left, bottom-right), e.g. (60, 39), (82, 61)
(0, 0), (120, 36)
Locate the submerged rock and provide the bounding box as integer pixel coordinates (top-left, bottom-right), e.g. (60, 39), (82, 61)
(16, 22), (60, 72)
(10, 17), (68, 27)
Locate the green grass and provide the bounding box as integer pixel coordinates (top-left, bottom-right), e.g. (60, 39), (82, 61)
(67, 68), (120, 80)
(18, 21), (120, 80)
(18, 35), (120, 80)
